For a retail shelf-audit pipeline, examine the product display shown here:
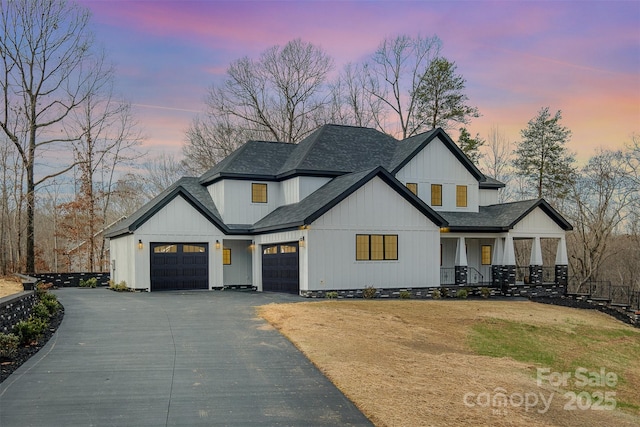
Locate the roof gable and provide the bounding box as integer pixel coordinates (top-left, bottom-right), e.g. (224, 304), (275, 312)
(440, 198), (572, 232)
(252, 166), (447, 232)
(105, 177), (228, 238)
(391, 128), (486, 182)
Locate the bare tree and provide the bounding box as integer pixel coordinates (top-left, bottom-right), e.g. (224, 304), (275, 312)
(0, 0), (110, 273)
(327, 62), (382, 128)
(481, 125), (514, 202)
(362, 34), (442, 138)
(143, 153), (186, 198)
(567, 149), (633, 286)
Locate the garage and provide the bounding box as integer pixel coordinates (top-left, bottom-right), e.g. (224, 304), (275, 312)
(150, 243), (208, 291)
(262, 242), (299, 293)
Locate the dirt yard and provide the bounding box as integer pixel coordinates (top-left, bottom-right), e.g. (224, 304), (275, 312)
(259, 299), (640, 427)
(0, 276), (24, 298)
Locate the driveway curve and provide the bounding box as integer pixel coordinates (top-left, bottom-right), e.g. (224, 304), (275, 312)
(0, 288), (372, 426)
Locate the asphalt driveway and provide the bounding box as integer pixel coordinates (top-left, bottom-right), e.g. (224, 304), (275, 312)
(0, 288), (372, 426)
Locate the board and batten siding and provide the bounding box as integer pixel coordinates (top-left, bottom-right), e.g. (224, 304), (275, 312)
(281, 176), (332, 205)
(222, 239), (253, 286)
(209, 179), (282, 225)
(129, 195), (226, 290)
(109, 234), (135, 290)
(306, 176), (441, 290)
(511, 207), (566, 238)
(479, 189), (499, 206)
(395, 137), (479, 212)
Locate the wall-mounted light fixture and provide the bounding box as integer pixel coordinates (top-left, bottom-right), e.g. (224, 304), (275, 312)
(215, 240), (221, 250)
(138, 239), (143, 250)
(299, 236), (305, 248)
(249, 240), (255, 251)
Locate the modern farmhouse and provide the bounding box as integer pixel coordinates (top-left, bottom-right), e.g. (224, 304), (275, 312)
(105, 124), (572, 294)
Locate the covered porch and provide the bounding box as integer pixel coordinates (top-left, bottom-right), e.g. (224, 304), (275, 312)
(440, 234), (569, 288)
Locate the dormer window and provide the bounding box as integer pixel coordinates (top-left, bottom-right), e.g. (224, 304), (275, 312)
(251, 183), (267, 203)
(406, 183), (418, 196)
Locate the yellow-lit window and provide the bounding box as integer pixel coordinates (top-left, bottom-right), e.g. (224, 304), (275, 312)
(280, 245), (297, 254)
(223, 248), (231, 265)
(371, 235), (384, 260)
(183, 244), (206, 253)
(481, 245), (492, 265)
(355, 234), (398, 261)
(263, 246), (278, 255)
(406, 183), (418, 195)
(154, 244), (177, 253)
(356, 235), (370, 260)
(251, 183), (267, 203)
(384, 235), (398, 260)
(456, 185), (467, 207)
(431, 184), (442, 206)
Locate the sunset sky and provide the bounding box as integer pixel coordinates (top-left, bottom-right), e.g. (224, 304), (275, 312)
(78, 0), (639, 164)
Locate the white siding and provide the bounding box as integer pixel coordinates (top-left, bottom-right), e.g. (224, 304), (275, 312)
(109, 234), (135, 289)
(282, 176), (332, 204)
(306, 177), (441, 290)
(207, 181), (225, 216)
(479, 189), (499, 206)
(222, 239), (253, 286)
(214, 179), (283, 224)
(511, 207), (566, 238)
(395, 136), (479, 212)
(133, 195), (226, 290)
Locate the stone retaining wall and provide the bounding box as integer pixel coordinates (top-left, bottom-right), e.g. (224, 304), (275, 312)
(0, 291), (37, 334)
(32, 272), (110, 288)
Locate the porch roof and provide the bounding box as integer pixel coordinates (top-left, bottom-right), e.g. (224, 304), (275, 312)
(440, 198), (572, 232)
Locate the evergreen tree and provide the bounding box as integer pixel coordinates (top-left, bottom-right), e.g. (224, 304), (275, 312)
(414, 57), (479, 130)
(513, 107), (575, 199)
(457, 127), (484, 164)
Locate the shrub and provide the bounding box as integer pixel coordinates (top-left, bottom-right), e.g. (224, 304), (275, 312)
(79, 277), (97, 288)
(362, 286), (377, 299)
(480, 287), (491, 299)
(399, 290), (411, 299)
(109, 280), (130, 292)
(431, 288), (442, 299)
(0, 333), (19, 359)
(39, 292), (59, 315)
(325, 291), (339, 299)
(13, 316), (48, 346)
(441, 287), (449, 298)
(456, 289), (469, 299)
(32, 302), (51, 320)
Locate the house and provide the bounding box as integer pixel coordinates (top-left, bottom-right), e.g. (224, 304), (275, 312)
(105, 125), (572, 294)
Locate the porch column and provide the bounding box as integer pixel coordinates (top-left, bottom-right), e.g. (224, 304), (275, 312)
(491, 237), (504, 288)
(529, 237), (543, 285)
(454, 237), (468, 286)
(502, 235), (516, 288)
(555, 236), (569, 286)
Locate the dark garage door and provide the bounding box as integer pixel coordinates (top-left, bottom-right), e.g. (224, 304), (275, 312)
(150, 243), (208, 291)
(262, 243), (299, 294)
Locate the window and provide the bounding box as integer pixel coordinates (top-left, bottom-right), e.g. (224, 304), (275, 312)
(223, 248), (231, 265)
(153, 244), (177, 253)
(280, 245), (297, 254)
(356, 234), (398, 261)
(406, 182), (418, 195)
(456, 185), (467, 207)
(183, 244), (206, 253)
(431, 184), (442, 206)
(251, 183), (267, 203)
(263, 246), (278, 255)
(481, 245), (492, 265)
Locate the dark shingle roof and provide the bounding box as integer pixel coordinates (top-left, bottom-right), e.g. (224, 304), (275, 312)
(277, 125), (399, 176)
(440, 199), (572, 232)
(252, 167), (446, 232)
(199, 141), (296, 185)
(105, 177), (227, 238)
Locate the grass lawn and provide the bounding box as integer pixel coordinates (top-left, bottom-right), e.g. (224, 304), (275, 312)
(259, 300), (640, 427)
